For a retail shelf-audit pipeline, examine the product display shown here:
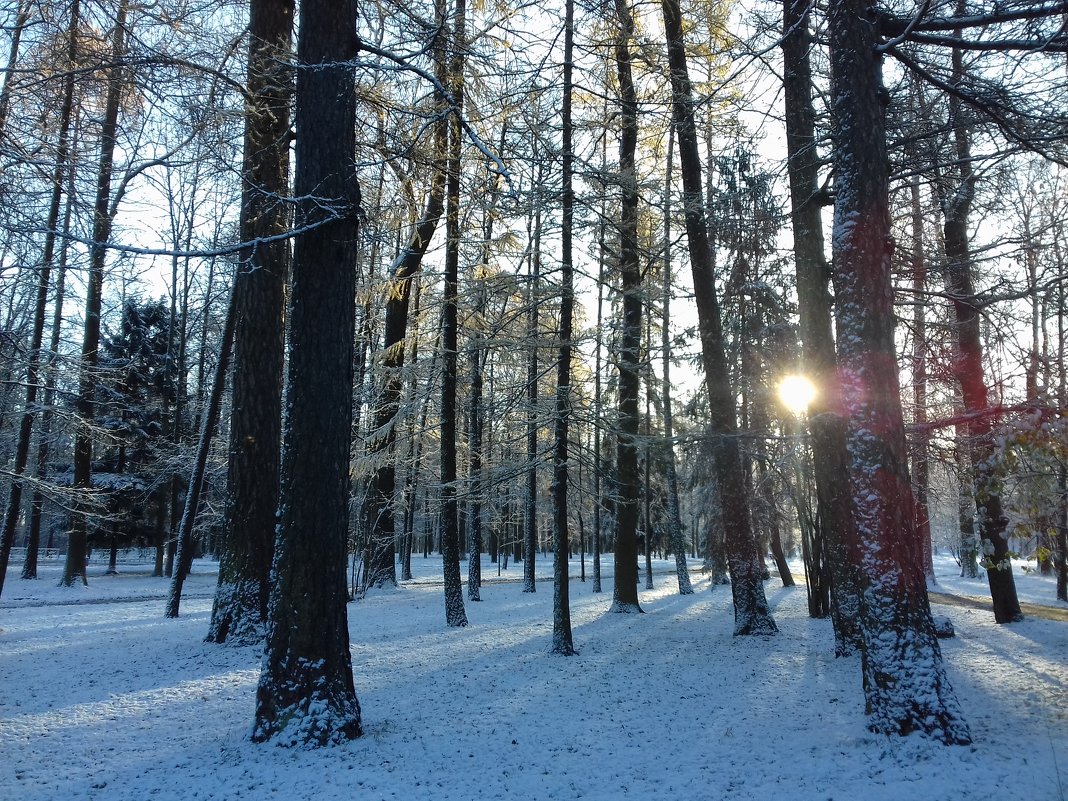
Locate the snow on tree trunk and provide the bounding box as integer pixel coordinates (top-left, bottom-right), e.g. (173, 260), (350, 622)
(827, 0), (969, 743)
(252, 0), (362, 746)
(781, 0), (860, 653)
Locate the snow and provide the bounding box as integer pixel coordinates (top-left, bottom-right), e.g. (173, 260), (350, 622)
(2, 552), (1066, 801)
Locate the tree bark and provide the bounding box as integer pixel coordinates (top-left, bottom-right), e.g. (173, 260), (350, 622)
(206, 0), (292, 643)
(551, 0), (576, 653)
(827, 0), (969, 742)
(64, 0), (128, 588)
(660, 0), (774, 633)
(781, 0), (860, 652)
(609, 0), (642, 614)
(253, 0), (363, 745)
(439, 0), (468, 627)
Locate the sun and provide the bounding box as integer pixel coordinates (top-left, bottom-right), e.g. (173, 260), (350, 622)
(777, 374), (816, 416)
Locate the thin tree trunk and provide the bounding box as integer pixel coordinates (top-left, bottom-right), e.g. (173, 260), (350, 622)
(2, 0), (78, 593)
(609, 0), (642, 614)
(660, 0), (773, 633)
(23, 174), (73, 580)
(940, 10), (1022, 623)
(439, 0), (468, 627)
(166, 279), (239, 618)
(523, 183), (542, 594)
(64, 0), (128, 588)
(364, 26), (447, 590)
(661, 123), (693, 595)
(551, 0), (576, 653)
(908, 166), (935, 583)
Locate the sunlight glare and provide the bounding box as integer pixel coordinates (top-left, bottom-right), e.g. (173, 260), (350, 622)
(777, 374), (816, 416)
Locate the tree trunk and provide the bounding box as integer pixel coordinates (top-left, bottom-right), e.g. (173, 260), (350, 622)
(0, 0), (79, 596)
(64, 0), (128, 588)
(23, 179), (73, 581)
(523, 182), (542, 594)
(551, 0), (576, 653)
(661, 123), (693, 595)
(660, 0), (774, 633)
(781, 0), (860, 652)
(827, 0), (969, 743)
(908, 168), (935, 583)
(438, 0), (468, 627)
(940, 12), (1022, 623)
(364, 7), (448, 591)
(206, 0), (292, 643)
(253, 0), (363, 745)
(609, 0), (642, 614)
(166, 280), (239, 618)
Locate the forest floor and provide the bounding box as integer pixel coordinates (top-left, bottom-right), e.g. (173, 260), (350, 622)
(1, 551), (1066, 801)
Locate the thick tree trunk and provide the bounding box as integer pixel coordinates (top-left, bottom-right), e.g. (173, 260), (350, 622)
(781, 0), (859, 652)
(660, 0), (774, 633)
(609, 0), (642, 614)
(252, 0), (362, 745)
(206, 0), (292, 643)
(827, 0), (969, 743)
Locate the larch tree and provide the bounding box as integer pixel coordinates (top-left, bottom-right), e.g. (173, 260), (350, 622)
(780, 0), (860, 652)
(252, 0), (363, 745)
(205, 0), (293, 643)
(825, 0), (970, 742)
(661, 123), (693, 596)
(659, 0), (774, 633)
(550, 0), (576, 654)
(363, 0), (448, 592)
(63, 0), (129, 588)
(609, 0), (642, 614)
(0, 0), (79, 598)
(439, 0), (469, 627)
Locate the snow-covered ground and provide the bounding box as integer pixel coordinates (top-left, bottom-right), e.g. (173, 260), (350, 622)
(1, 551), (1066, 801)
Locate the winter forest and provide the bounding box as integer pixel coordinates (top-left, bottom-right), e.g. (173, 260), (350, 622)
(1, 0), (1067, 795)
